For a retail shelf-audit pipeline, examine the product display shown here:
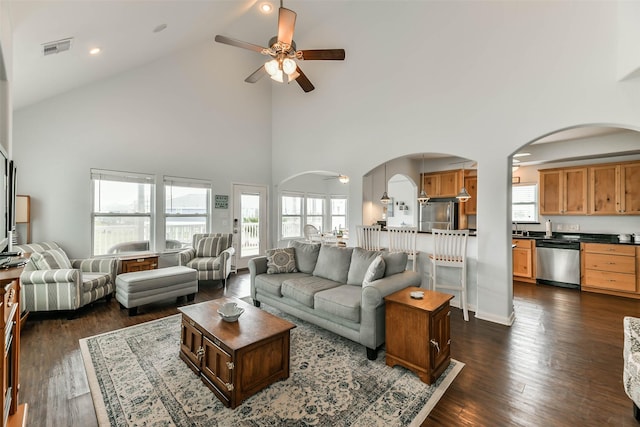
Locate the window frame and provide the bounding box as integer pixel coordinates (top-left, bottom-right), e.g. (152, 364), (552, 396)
(90, 169), (156, 256)
(163, 176), (212, 249)
(512, 182), (539, 224)
(279, 192), (349, 241)
(280, 192), (305, 240)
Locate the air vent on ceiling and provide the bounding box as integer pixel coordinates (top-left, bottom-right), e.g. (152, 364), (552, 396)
(42, 37), (73, 56)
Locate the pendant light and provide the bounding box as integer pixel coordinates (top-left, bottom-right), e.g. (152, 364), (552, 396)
(380, 162), (391, 204)
(417, 154), (430, 206)
(456, 161), (471, 202)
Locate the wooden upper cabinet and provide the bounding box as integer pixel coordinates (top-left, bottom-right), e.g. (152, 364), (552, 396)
(421, 170), (462, 198)
(588, 161), (640, 215)
(439, 171), (460, 197)
(539, 167), (587, 215)
(564, 168), (588, 214)
(462, 176), (478, 215)
(589, 164), (618, 214)
(621, 162), (640, 214)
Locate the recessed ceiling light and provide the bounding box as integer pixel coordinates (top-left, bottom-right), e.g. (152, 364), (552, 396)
(260, 3), (273, 13)
(513, 152), (531, 158)
(153, 23), (168, 33)
(89, 47), (101, 55)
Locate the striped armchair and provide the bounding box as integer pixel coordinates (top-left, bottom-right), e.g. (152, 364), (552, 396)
(178, 233), (235, 285)
(14, 242), (116, 313)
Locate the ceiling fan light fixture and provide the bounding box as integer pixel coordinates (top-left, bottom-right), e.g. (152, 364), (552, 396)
(265, 59), (279, 76)
(287, 70), (300, 82)
(282, 58), (296, 74)
(338, 174), (350, 184)
(270, 70), (285, 83)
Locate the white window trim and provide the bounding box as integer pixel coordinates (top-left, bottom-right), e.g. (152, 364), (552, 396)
(512, 182), (539, 224)
(90, 168), (156, 256)
(279, 192), (349, 241)
(163, 176), (213, 250)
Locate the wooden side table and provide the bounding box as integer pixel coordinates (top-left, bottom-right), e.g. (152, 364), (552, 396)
(384, 287), (454, 384)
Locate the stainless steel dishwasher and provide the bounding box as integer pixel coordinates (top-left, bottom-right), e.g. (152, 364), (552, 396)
(535, 239), (581, 289)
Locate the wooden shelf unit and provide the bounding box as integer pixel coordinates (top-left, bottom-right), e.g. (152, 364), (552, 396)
(0, 264), (27, 426)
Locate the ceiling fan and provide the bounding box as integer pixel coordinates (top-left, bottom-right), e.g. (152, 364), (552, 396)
(214, 1), (346, 92)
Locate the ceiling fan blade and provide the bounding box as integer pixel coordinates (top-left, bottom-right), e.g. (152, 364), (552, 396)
(299, 49), (346, 61)
(277, 7), (297, 46)
(245, 66), (267, 83)
(214, 35), (266, 54)
(294, 66), (315, 93)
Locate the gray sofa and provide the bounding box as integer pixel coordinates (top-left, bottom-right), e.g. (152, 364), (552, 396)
(249, 240), (421, 360)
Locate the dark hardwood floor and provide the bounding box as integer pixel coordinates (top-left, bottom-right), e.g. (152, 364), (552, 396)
(18, 274), (640, 426)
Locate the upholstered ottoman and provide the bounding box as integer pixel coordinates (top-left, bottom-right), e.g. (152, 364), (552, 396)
(116, 266), (198, 316)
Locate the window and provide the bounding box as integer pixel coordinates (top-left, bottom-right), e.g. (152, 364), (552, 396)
(512, 183), (538, 223)
(280, 193), (349, 240)
(91, 169), (154, 256)
(164, 177), (211, 248)
(306, 196), (324, 231)
(331, 196), (348, 232)
(281, 194), (303, 239)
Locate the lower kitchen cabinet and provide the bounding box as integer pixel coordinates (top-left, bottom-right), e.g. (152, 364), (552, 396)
(513, 239), (535, 283)
(581, 243), (639, 298)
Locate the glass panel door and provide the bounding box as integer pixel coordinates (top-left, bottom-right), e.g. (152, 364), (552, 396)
(232, 184), (267, 269)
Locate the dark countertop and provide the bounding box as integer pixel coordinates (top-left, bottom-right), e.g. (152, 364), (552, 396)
(512, 231), (639, 245)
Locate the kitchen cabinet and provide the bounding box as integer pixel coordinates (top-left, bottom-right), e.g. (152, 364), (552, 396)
(462, 176), (477, 215)
(421, 170), (462, 198)
(539, 167), (588, 215)
(581, 243), (638, 298)
(589, 161), (640, 215)
(512, 238), (535, 283)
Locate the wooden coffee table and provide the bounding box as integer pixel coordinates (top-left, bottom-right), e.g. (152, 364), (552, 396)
(178, 297), (296, 408)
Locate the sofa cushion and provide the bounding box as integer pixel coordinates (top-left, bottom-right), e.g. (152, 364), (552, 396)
(186, 257), (221, 272)
(382, 252), (408, 276)
(82, 272), (111, 293)
(266, 248), (297, 274)
(195, 236), (220, 257)
(255, 272), (310, 298)
(363, 255), (386, 285)
(31, 248), (72, 270)
(288, 240), (321, 274)
(312, 246), (354, 284)
(314, 285), (362, 323)
(281, 275), (341, 308)
(347, 247), (381, 286)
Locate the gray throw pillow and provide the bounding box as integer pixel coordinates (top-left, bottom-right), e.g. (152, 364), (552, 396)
(266, 248), (297, 274)
(382, 251), (408, 276)
(347, 247), (381, 285)
(288, 240), (321, 274)
(363, 255), (386, 285)
(312, 245), (354, 283)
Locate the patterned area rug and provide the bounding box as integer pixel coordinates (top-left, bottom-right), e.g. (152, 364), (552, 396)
(80, 307), (464, 426)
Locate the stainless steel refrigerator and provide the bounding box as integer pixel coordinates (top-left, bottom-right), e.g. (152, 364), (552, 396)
(418, 200), (458, 232)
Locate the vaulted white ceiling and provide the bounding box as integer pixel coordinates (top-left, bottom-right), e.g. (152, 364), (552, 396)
(8, 0), (300, 109)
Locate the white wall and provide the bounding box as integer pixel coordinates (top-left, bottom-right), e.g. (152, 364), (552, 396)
(271, 1), (640, 325)
(13, 39), (272, 257)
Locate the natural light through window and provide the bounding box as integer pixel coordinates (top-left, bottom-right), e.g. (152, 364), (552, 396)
(512, 183), (538, 223)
